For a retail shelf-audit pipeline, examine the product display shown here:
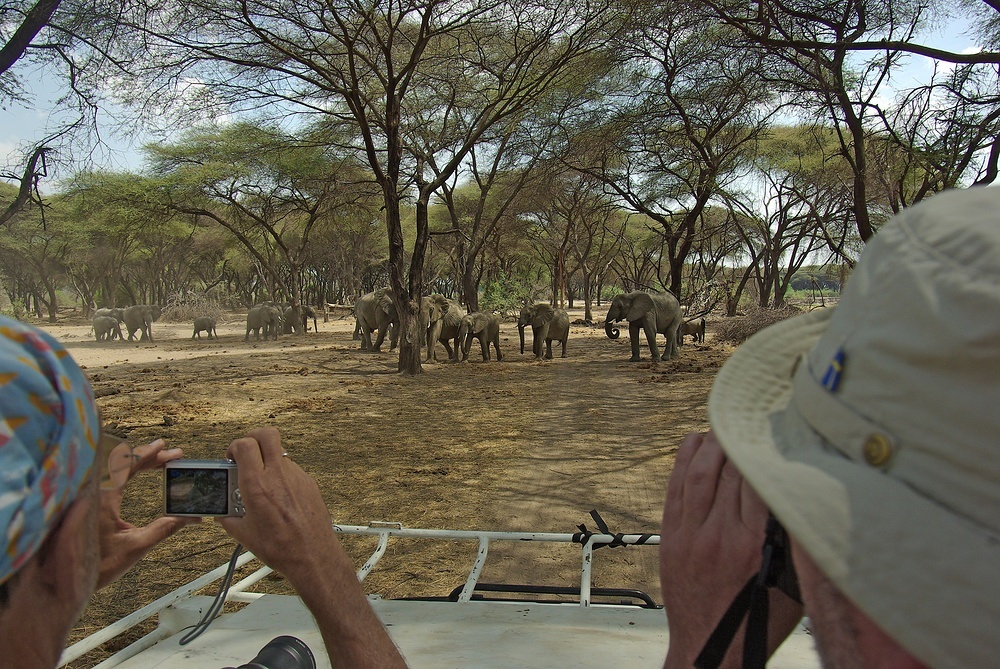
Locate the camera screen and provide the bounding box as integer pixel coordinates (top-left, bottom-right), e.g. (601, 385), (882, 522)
(165, 467), (230, 515)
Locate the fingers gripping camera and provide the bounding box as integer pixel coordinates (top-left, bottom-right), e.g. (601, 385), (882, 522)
(164, 460), (245, 517)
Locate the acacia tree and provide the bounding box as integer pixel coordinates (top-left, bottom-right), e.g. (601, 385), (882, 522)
(148, 123), (379, 332)
(62, 171), (174, 307)
(693, 0), (1000, 242)
(116, 0), (621, 374)
(0, 0), (149, 225)
(873, 61), (1000, 206)
(0, 195), (69, 320)
(566, 8), (778, 294)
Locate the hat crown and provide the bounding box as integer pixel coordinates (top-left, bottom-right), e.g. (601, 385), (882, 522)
(806, 186), (1000, 537)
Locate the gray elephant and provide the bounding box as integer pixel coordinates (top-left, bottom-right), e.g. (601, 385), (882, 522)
(604, 291), (682, 361)
(422, 294), (463, 362)
(354, 288), (398, 352)
(517, 302), (570, 360)
(192, 317), (218, 340)
(124, 304), (162, 342)
(93, 315), (123, 342)
(94, 307), (125, 324)
(245, 304), (281, 341)
(458, 312), (503, 362)
(677, 317), (706, 345)
(282, 305), (318, 334)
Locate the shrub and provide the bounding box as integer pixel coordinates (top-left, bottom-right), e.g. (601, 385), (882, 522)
(714, 306), (802, 345)
(161, 291), (227, 323)
(480, 276), (533, 318)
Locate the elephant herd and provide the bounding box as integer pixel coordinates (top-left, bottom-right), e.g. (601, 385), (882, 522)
(90, 290), (707, 362)
(353, 288), (705, 363)
(243, 303), (319, 341)
(92, 305), (162, 342)
(90, 302), (320, 344)
(350, 291), (572, 363)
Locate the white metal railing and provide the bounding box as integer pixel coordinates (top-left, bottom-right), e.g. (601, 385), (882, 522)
(61, 521), (660, 667)
(334, 522), (660, 607)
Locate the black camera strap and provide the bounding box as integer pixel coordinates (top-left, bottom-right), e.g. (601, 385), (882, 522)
(693, 516), (795, 669)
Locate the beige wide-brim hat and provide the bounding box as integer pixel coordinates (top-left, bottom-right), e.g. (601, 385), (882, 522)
(707, 187), (1000, 669)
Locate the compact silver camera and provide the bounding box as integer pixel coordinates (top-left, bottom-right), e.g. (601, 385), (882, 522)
(164, 459), (244, 517)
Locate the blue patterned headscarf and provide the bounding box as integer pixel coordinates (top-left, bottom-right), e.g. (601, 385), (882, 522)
(0, 316), (99, 585)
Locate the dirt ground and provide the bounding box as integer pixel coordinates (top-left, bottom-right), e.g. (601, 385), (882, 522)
(34, 309), (731, 666)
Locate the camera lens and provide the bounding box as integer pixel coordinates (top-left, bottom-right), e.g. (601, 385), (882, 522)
(233, 635), (316, 669)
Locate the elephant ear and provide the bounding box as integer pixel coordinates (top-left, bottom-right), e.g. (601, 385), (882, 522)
(433, 294), (449, 315)
(629, 292), (654, 319)
(376, 290), (395, 315)
(535, 303), (554, 324)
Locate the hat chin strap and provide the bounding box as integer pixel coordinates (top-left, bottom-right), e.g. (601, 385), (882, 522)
(790, 355), (899, 468)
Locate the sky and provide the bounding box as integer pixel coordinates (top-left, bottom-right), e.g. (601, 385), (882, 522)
(0, 12), (985, 188)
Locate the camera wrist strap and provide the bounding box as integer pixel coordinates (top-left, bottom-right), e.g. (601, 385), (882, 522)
(694, 518), (784, 669)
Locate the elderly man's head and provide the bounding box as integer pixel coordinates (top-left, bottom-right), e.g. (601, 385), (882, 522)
(708, 187), (1000, 667)
(0, 318), (102, 650)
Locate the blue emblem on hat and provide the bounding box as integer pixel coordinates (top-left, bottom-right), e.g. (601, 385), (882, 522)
(821, 348), (845, 391)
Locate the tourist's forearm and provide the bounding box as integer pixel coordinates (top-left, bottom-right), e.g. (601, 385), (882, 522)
(287, 537), (407, 668)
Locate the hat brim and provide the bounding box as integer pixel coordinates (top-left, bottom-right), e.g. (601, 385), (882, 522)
(708, 308), (999, 669)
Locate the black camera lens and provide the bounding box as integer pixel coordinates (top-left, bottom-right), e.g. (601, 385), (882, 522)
(232, 635), (316, 669)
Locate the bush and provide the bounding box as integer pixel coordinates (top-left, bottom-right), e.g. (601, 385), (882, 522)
(714, 306), (802, 345)
(480, 276), (534, 318)
(161, 292), (227, 323)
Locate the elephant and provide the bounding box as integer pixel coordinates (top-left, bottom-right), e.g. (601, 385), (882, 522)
(93, 315), (123, 342)
(94, 307), (124, 324)
(458, 312), (503, 362)
(604, 290), (682, 362)
(421, 294), (464, 362)
(677, 317), (706, 345)
(517, 302), (570, 360)
(124, 304), (162, 342)
(354, 288), (398, 352)
(282, 305), (318, 334)
(245, 304), (282, 341)
(192, 316), (218, 340)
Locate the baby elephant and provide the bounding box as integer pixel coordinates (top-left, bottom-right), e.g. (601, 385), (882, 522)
(93, 315), (123, 342)
(458, 312), (503, 362)
(192, 317), (218, 340)
(677, 317), (706, 345)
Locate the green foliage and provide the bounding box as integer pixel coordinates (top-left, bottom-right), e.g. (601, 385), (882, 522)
(0, 302), (27, 321)
(479, 274), (533, 318)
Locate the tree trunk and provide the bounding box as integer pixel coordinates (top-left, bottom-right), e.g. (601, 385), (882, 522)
(45, 280), (57, 322)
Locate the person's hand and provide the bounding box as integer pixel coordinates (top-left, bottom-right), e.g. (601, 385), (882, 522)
(218, 427), (408, 668)
(660, 431), (802, 669)
(216, 427), (344, 583)
(98, 439), (200, 589)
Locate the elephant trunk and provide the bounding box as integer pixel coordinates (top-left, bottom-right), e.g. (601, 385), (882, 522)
(519, 324), (525, 354)
(605, 319), (620, 339)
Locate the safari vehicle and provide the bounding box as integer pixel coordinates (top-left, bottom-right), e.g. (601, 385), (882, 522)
(61, 521), (821, 668)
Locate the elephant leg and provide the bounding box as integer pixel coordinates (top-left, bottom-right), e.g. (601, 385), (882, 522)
(535, 324), (548, 360)
(493, 334), (503, 362)
(479, 335), (489, 361)
(643, 317), (661, 361)
(545, 340), (554, 359)
(373, 327), (386, 352)
(628, 321), (642, 361)
(665, 322), (681, 359)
